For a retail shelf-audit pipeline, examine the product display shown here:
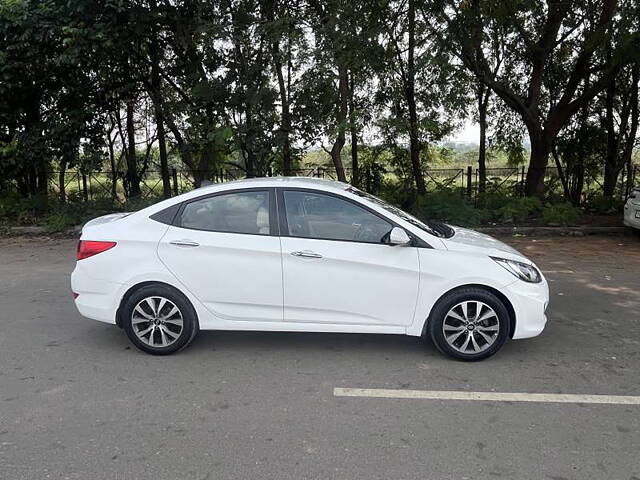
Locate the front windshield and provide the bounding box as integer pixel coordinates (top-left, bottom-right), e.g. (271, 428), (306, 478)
(346, 187), (455, 238)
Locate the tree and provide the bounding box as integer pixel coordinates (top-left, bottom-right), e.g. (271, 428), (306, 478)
(304, 0), (386, 183)
(379, 0), (465, 194)
(442, 0), (640, 196)
(602, 62), (639, 197)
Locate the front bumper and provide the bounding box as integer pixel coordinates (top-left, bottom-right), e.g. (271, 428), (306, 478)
(505, 277), (549, 339)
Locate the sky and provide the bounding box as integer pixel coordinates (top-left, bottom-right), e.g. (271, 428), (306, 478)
(447, 120), (480, 144)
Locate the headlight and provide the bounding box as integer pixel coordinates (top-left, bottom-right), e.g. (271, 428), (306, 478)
(491, 257), (542, 283)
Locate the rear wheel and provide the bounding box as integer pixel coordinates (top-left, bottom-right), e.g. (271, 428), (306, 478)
(122, 285), (198, 355)
(428, 288), (510, 361)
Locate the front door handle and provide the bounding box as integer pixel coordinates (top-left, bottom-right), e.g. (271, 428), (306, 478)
(291, 250), (323, 259)
(170, 240), (200, 248)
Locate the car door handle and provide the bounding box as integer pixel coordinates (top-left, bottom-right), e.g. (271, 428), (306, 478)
(169, 240), (200, 248)
(291, 250), (323, 259)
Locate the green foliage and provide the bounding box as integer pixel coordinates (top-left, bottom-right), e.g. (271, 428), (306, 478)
(46, 202), (90, 232)
(413, 191), (489, 227)
(542, 202), (581, 226)
(0, 194), (48, 224)
(122, 196), (161, 212)
(585, 194), (624, 214)
(44, 213), (77, 233)
(0, 0), (637, 213)
(496, 197), (543, 223)
(1, 194), (122, 231)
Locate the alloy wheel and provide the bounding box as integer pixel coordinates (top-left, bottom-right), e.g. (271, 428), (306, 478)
(131, 296), (184, 348)
(442, 301), (500, 354)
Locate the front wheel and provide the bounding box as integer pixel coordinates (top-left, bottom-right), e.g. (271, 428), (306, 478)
(428, 288), (510, 361)
(122, 285), (198, 355)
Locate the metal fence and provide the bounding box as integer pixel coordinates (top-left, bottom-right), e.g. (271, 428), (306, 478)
(47, 163), (638, 205)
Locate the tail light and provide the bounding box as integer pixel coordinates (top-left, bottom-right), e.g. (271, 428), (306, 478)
(77, 240), (117, 260)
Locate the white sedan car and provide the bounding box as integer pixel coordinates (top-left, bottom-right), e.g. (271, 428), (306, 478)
(71, 177), (549, 361)
(624, 187), (640, 230)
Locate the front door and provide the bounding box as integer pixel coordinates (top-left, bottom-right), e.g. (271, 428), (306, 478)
(279, 189), (420, 327)
(158, 188), (283, 322)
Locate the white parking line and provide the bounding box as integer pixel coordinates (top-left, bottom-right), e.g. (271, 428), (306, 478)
(333, 388), (640, 405)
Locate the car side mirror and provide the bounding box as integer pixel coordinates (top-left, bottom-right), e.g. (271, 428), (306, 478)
(388, 227), (411, 246)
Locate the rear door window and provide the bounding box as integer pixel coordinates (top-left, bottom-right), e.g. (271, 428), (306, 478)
(179, 191), (271, 235)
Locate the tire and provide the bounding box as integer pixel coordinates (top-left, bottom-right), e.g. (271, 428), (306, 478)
(428, 288), (510, 361)
(122, 284), (199, 355)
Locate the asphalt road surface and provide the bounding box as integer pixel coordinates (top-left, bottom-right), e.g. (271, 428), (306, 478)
(1, 234), (639, 480)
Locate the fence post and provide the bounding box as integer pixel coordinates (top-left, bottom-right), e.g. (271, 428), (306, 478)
(82, 173), (88, 202)
(171, 168), (178, 196)
(466, 166), (472, 199)
(521, 166), (526, 196)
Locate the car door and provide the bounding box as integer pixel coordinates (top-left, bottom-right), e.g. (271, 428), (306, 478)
(279, 188), (420, 327)
(158, 188), (283, 322)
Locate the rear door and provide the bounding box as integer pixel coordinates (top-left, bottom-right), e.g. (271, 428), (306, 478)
(279, 188), (420, 327)
(158, 188), (283, 322)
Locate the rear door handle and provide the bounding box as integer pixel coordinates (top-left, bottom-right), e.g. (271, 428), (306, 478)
(169, 240), (200, 248)
(291, 250), (323, 259)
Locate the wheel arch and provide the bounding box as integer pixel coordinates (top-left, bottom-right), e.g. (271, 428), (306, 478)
(421, 284), (516, 338)
(115, 281), (199, 329)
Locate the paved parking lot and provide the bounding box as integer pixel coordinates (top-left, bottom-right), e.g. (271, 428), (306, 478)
(1, 234), (639, 480)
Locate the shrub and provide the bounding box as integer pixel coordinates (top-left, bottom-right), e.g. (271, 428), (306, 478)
(44, 213), (77, 232)
(0, 194), (48, 224)
(44, 201), (90, 232)
(542, 202), (580, 226)
(479, 191), (511, 212)
(585, 194), (623, 214)
(376, 180), (416, 212)
(122, 196), (160, 212)
(413, 190), (489, 227)
(497, 196), (543, 223)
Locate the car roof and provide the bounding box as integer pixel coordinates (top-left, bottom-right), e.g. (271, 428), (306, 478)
(141, 176), (356, 218)
(196, 176), (350, 194)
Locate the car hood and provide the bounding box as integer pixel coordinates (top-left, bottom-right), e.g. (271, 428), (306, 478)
(442, 226), (525, 259)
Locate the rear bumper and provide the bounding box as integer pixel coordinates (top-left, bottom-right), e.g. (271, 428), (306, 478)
(71, 263), (122, 324)
(623, 202), (640, 229)
(505, 278), (549, 339)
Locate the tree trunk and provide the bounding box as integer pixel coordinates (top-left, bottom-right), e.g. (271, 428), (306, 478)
(24, 92), (48, 202)
(349, 71), (359, 187)
(272, 37), (292, 175)
(603, 74), (618, 197)
(406, 0), (425, 194)
(524, 130), (551, 197)
(148, 0), (171, 198)
(603, 163), (619, 198)
(164, 114), (200, 187)
(125, 100), (141, 198)
(603, 64), (639, 198)
(551, 145), (571, 200)
(150, 95), (170, 197)
(477, 83), (489, 194)
(107, 125), (118, 200)
(330, 64), (348, 183)
(58, 159), (67, 203)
